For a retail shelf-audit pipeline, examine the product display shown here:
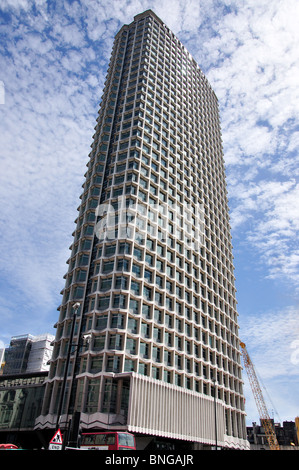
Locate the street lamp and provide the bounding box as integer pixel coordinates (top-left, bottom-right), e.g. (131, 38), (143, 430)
(212, 377), (218, 450)
(55, 302), (81, 433)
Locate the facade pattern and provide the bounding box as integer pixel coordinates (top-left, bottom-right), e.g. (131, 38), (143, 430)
(35, 10), (248, 449)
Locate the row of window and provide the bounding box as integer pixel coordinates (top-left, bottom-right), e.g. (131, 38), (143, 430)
(79, 268), (229, 297)
(50, 346), (243, 405)
(81, 170), (230, 267)
(91, 89), (227, 258)
(68, 235), (235, 300)
(69, 275), (235, 320)
(59, 296), (238, 349)
(73, 247), (235, 296)
(73, 207), (232, 286)
(126, 16), (209, 103)
(81, 309), (236, 337)
(113, 89), (221, 169)
(85, 329), (239, 363)
(50, 337), (242, 395)
(81, 351), (241, 391)
(113, 37), (220, 158)
(118, 54), (217, 150)
(86, 143), (228, 239)
(96, 149), (227, 229)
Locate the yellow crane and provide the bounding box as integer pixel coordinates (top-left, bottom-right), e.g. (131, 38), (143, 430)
(240, 341), (280, 450)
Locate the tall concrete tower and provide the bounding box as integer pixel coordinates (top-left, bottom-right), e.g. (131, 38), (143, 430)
(36, 10), (248, 450)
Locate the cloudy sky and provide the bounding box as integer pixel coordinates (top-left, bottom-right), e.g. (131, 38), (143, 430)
(0, 0), (298, 426)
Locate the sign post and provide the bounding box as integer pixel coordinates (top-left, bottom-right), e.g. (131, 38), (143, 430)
(48, 429), (63, 450)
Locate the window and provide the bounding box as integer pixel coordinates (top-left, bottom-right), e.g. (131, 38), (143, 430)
(146, 238), (154, 250)
(156, 259), (164, 272)
(143, 286), (152, 300)
(100, 278), (112, 291)
(119, 242), (131, 254)
(126, 338), (137, 354)
(115, 276), (128, 289)
(79, 254), (89, 266)
(95, 314), (107, 331)
(165, 331), (172, 347)
(106, 356), (121, 373)
(105, 244), (116, 256)
(132, 263), (141, 276)
(144, 269), (152, 283)
(141, 322), (150, 338)
(90, 357), (103, 374)
(129, 299), (139, 314)
(117, 259), (129, 271)
(76, 270), (87, 282)
(142, 303), (151, 318)
(155, 291), (163, 305)
(131, 280), (141, 295)
(139, 342), (149, 358)
(127, 317), (137, 334)
(111, 313), (124, 329)
(152, 346), (161, 363)
(145, 253), (154, 266)
(152, 366), (160, 380)
(175, 336), (182, 351)
(165, 296), (172, 311)
(155, 275), (163, 288)
(153, 327), (161, 343)
(98, 296), (110, 310)
(166, 280), (173, 293)
(154, 308), (162, 323)
(85, 378), (100, 413)
(93, 335), (105, 351)
(164, 351), (172, 366)
(175, 374), (182, 387)
(139, 362), (147, 375)
(134, 247), (143, 260)
(124, 358), (135, 372)
(73, 286), (84, 299)
(113, 294), (126, 309)
(108, 334), (123, 350)
(102, 260), (114, 273)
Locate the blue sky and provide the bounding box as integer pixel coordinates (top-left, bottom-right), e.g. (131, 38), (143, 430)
(0, 0), (298, 426)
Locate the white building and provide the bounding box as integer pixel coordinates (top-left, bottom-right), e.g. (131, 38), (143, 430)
(3, 334), (54, 375)
(35, 10), (249, 450)
(27, 334), (55, 373)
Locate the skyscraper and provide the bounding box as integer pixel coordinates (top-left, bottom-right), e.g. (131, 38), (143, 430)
(35, 10), (249, 450)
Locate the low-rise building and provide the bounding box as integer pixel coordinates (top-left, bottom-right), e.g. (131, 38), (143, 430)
(247, 420), (299, 450)
(0, 371), (49, 448)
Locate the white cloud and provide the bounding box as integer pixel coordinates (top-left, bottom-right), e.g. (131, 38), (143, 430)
(239, 305), (299, 377)
(239, 305), (299, 422)
(202, 0), (299, 163)
(228, 178), (299, 284)
(0, 5), (100, 342)
(195, 0), (299, 288)
(1, 1), (298, 289)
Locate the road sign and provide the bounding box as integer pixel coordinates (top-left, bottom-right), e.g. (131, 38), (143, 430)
(49, 428), (63, 450)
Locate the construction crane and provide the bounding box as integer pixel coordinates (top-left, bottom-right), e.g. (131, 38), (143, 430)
(240, 341), (280, 450)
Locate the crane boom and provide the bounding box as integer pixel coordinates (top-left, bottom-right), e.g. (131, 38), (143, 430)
(240, 342), (280, 450)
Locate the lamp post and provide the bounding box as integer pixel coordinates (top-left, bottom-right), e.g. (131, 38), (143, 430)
(212, 377), (218, 450)
(55, 302), (81, 433)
